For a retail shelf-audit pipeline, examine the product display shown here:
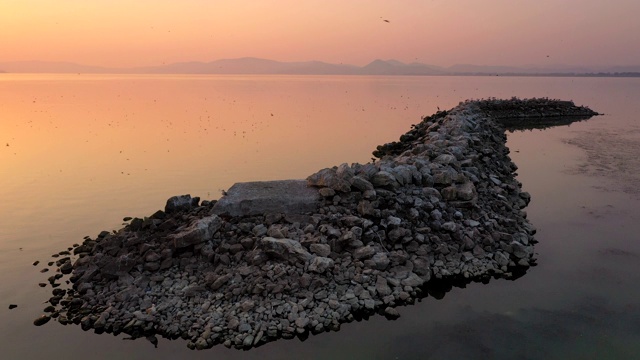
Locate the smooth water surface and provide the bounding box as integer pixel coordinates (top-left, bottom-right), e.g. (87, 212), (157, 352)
(1, 75), (639, 359)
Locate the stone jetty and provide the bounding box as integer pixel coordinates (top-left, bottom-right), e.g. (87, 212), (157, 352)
(36, 98), (598, 349)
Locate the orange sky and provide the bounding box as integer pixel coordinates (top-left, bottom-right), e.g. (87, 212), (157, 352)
(1, 0), (639, 67)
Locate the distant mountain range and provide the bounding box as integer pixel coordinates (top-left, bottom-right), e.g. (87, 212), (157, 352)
(1, 58), (639, 76)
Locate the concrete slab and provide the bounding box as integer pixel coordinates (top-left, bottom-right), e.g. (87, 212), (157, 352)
(212, 179), (321, 217)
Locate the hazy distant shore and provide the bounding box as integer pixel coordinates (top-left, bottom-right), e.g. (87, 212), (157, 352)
(1, 58), (639, 77)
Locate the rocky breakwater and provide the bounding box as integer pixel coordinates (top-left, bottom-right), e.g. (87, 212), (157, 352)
(36, 98), (598, 350)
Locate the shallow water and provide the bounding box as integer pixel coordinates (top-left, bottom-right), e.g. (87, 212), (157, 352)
(1, 75), (639, 359)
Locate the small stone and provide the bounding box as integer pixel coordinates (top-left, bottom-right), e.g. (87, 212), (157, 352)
(457, 182), (476, 201)
(308, 257), (334, 273)
(60, 261), (73, 274)
(243, 334), (255, 348)
(318, 187), (336, 197)
(357, 200), (375, 216)
(195, 337), (208, 350)
(375, 275), (391, 296)
(33, 315), (51, 326)
(9, 304), (17, 309)
(353, 246), (376, 260)
(295, 316), (309, 328)
(238, 323), (252, 333)
(364, 299), (375, 310)
(371, 253), (390, 270)
(401, 272), (424, 287)
(384, 307), (400, 319)
(310, 243), (331, 257)
(210, 274), (231, 290)
(495, 252), (510, 266)
(441, 222), (457, 232)
(252, 224), (268, 237)
(227, 318), (240, 330)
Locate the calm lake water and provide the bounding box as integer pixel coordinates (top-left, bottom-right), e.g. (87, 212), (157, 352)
(1, 75), (639, 359)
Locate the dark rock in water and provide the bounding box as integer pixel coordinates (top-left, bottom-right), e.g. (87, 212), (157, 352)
(384, 307), (400, 319)
(42, 98), (598, 351)
(33, 315), (51, 326)
(60, 261), (73, 274)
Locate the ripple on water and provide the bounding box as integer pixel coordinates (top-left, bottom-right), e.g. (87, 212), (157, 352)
(565, 128), (640, 198)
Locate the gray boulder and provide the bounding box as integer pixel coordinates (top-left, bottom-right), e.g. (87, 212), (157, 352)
(213, 180), (321, 216)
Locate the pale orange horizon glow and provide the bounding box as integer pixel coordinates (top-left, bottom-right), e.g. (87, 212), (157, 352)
(1, 0), (639, 68)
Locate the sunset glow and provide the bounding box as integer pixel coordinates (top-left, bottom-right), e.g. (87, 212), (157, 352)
(2, 0), (639, 68)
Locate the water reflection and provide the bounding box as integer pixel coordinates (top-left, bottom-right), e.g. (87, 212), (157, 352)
(501, 115), (596, 131)
(390, 296), (640, 360)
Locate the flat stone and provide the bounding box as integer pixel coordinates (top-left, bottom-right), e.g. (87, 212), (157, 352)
(212, 180), (321, 217)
